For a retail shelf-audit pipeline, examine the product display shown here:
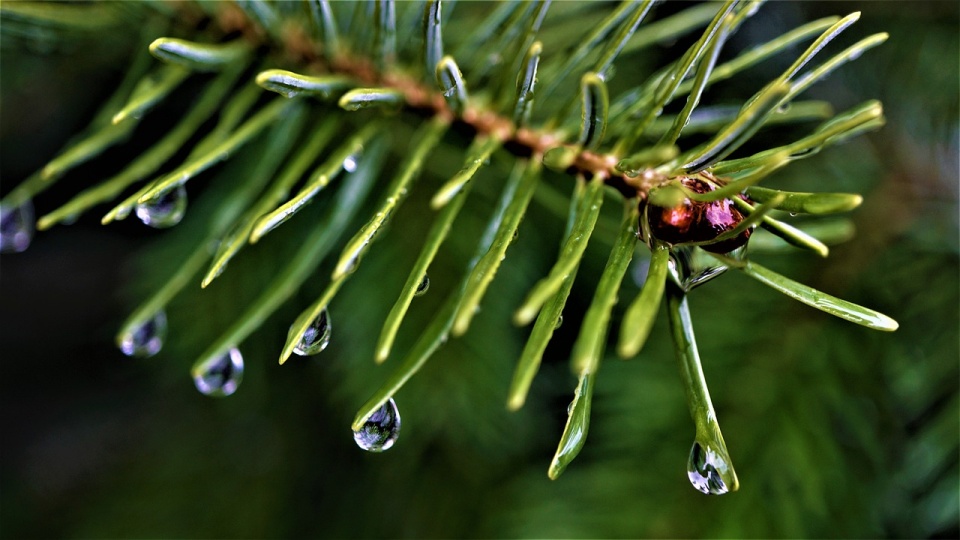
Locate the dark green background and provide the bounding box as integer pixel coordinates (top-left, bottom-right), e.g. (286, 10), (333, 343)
(1, 2), (957, 538)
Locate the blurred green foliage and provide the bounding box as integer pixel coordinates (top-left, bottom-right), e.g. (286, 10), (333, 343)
(1, 1), (957, 538)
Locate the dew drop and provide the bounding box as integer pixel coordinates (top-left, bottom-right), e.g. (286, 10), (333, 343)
(353, 398), (401, 452)
(193, 347), (244, 397)
(554, 315), (563, 330)
(342, 147), (363, 173)
(136, 185), (187, 228)
(292, 309), (331, 356)
(120, 310), (167, 358)
(667, 246), (739, 292)
(414, 274), (430, 297)
(686, 441), (735, 495)
(0, 200), (34, 254)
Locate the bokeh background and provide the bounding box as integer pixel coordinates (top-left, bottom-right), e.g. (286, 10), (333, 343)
(1, 1), (957, 538)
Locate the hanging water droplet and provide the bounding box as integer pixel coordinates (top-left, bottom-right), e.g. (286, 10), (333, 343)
(292, 309), (332, 356)
(193, 347), (244, 397)
(0, 200), (34, 253)
(554, 315), (563, 330)
(353, 398), (401, 452)
(119, 310), (167, 358)
(342, 147), (363, 173)
(686, 441), (735, 495)
(414, 274), (430, 297)
(136, 185), (187, 228)
(667, 246), (740, 292)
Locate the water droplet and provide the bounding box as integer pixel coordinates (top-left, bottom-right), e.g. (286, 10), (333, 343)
(354, 398), (401, 452)
(566, 399), (573, 415)
(193, 347), (244, 397)
(342, 147), (363, 173)
(687, 441), (735, 495)
(668, 246), (739, 292)
(414, 274), (430, 297)
(554, 315), (563, 330)
(120, 310), (167, 358)
(292, 309), (331, 356)
(136, 185), (187, 229)
(0, 201), (33, 253)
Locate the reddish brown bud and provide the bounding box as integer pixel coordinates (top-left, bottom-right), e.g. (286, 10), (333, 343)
(644, 176), (751, 254)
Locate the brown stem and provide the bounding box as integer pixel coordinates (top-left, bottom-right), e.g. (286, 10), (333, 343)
(211, 1), (644, 199)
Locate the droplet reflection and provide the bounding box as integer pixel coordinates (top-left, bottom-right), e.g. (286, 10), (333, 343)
(136, 185), (187, 228)
(293, 309), (331, 356)
(120, 310), (167, 358)
(414, 274), (430, 297)
(687, 441), (735, 495)
(354, 398), (401, 452)
(193, 347), (244, 397)
(0, 201), (34, 253)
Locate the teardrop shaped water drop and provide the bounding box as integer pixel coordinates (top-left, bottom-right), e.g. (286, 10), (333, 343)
(293, 309), (331, 356)
(414, 274), (430, 297)
(667, 246), (738, 292)
(136, 185), (187, 228)
(0, 201), (34, 253)
(353, 398), (401, 452)
(120, 310), (167, 358)
(554, 315), (563, 330)
(193, 347), (244, 397)
(686, 441), (735, 495)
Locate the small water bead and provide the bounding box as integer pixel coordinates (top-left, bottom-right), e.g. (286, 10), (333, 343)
(353, 398), (401, 452)
(136, 185), (187, 228)
(292, 309), (331, 356)
(119, 310), (167, 358)
(686, 441), (736, 495)
(414, 274), (430, 297)
(0, 201), (34, 253)
(342, 147), (363, 173)
(193, 347), (244, 397)
(554, 315), (563, 330)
